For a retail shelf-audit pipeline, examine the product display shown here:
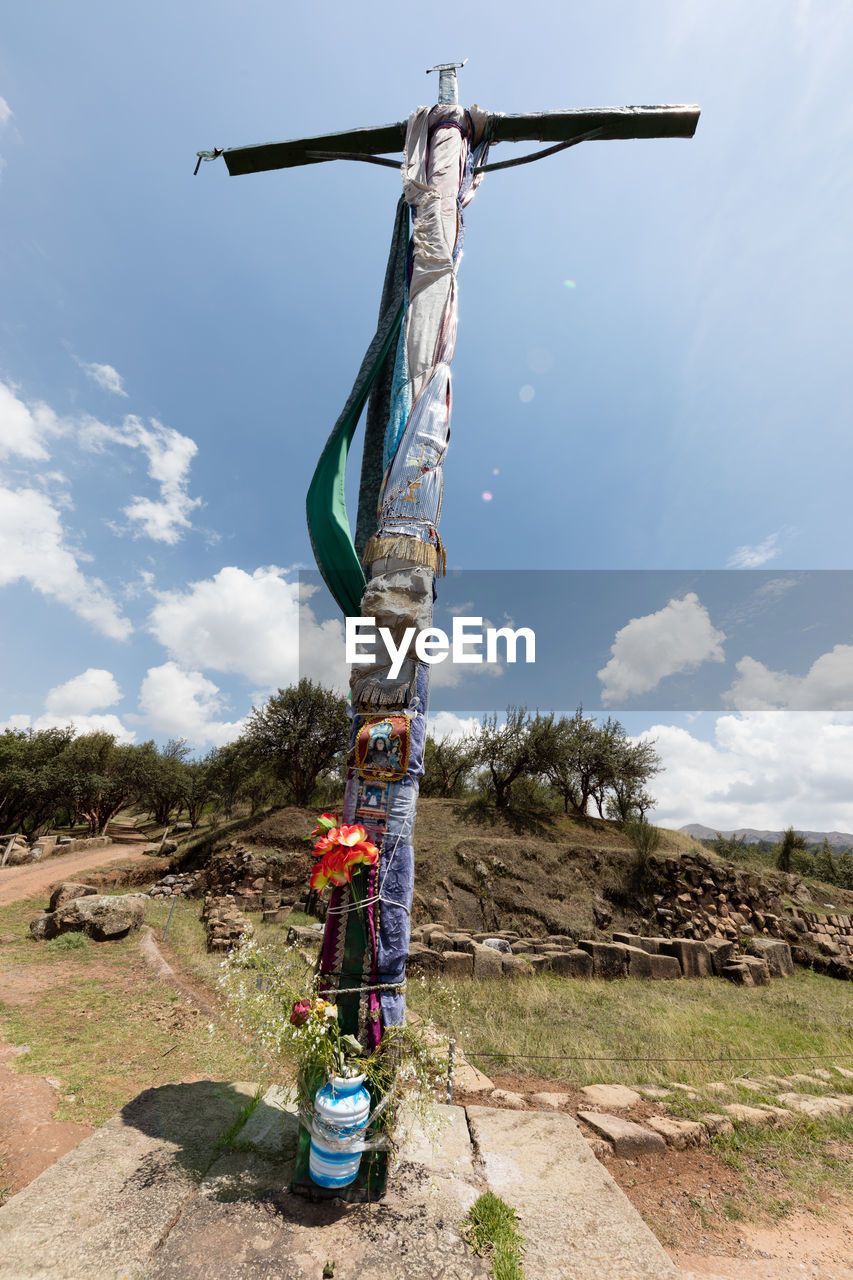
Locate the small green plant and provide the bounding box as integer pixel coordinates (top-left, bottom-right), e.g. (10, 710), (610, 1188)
(720, 1196), (745, 1221)
(464, 1191), (525, 1280)
(47, 931), (90, 952)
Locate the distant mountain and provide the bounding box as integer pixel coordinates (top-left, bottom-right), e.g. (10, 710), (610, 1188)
(680, 823), (853, 850)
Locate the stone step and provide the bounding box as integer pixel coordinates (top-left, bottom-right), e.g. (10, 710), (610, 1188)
(467, 1105), (680, 1280)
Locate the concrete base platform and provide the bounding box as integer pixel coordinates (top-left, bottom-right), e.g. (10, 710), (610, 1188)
(1, 1085), (677, 1280)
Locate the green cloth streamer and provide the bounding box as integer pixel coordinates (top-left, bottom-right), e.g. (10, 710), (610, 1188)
(307, 198), (409, 618)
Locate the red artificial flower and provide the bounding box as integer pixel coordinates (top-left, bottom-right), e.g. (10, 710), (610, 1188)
(290, 999), (312, 1026)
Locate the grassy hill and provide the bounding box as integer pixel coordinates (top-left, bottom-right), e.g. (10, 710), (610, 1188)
(177, 799), (852, 935)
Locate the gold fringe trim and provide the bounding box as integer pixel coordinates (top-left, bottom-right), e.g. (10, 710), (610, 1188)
(364, 534), (445, 576)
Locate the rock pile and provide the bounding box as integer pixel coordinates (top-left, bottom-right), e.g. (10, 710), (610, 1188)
(204, 842), (315, 919)
(202, 893), (253, 952)
(2, 833), (112, 866)
(407, 922), (795, 985)
(148, 872), (200, 899)
(1, 833), (32, 866)
(789, 907), (853, 979)
(645, 849), (794, 942)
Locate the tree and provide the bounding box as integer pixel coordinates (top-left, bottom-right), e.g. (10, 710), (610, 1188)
(709, 832), (749, 861)
(815, 837), (838, 884)
(421, 733), (477, 798)
(546, 709), (609, 817)
(474, 708), (559, 809)
(776, 825), (807, 874)
(602, 732), (661, 822)
(137, 739), (190, 827)
(244, 679), (349, 807)
(0, 726), (75, 834)
(57, 733), (152, 834)
(184, 759), (214, 828)
(836, 850), (853, 890)
(206, 739), (254, 818)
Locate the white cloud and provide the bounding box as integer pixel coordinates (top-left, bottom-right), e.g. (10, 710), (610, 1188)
(645, 711), (853, 832)
(727, 532), (782, 568)
(0, 380), (63, 461)
(6, 669), (133, 742)
(0, 484), (131, 640)
(77, 360), (128, 398)
(138, 662), (245, 747)
(725, 646), (853, 711)
(45, 668), (121, 716)
(597, 593), (726, 705)
(79, 415), (201, 544)
(147, 565), (346, 690)
(0, 98), (11, 127)
(5, 710), (136, 743)
(429, 712), (482, 740)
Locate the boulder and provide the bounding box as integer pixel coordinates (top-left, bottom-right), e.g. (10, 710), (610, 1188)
(28, 914), (54, 941)
(481, 937), (512, 954)
(577, 1111), (666, 1157)
(659, 938), (713, 978)
(704, 938), (737, 976)
(548, 948), (593, 979)
(748, 938), (794, 978)
(501, 954), (533, 979)
(406, 943), (445, 975)
(579, 1084), (641, 1109)
(30, 894), (146, 942)
(645, 1117), (708, 1149)
(649, 954), (682, 980)
(472, 943), (503, 978)
(48, 882), (98, 913)
(740, 956), (771, 986)
(700, 1113), (734, 1137)
(285, 925), (323, 947)
(623, 945), (653, 979)
(577, 941), (629, 979)
(722, 962), (755, 986)
(443, 950), (474, 977)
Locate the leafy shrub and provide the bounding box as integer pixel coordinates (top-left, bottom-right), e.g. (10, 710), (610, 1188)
(47, 931), (89, 952)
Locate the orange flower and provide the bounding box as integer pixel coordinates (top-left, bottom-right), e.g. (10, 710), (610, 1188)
(335, 824), (370, 847)
(305, 812), (338, 843)
(308, 836), (380, 892)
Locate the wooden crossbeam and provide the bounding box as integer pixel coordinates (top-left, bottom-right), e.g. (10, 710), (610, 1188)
(220, 105), (700, 176)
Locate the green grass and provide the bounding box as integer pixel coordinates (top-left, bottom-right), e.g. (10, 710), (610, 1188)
(0, 898), (269, 1126)
(408, 969), (853, 1087)
(145, 896), (317, 990)
(464, 1191), (525, 1280)
(713, 1116), (853, 1218)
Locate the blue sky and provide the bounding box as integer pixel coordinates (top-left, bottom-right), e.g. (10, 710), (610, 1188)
(2, 1), (853, 831)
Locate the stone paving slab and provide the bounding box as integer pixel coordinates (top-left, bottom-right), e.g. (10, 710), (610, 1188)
(0, 1088), (486, 1280)
(577, 1110), (667, 1158)
(467, 1105), (680, 1280)
(2, 1082), (689, 1280)
(0, 1080), (258, 1280)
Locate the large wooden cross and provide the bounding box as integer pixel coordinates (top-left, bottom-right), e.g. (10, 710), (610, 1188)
(199, 68), (698, 1200)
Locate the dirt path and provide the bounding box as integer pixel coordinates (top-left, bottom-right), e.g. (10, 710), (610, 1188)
(0, 1040), (95, 1200)
(0, 845), (158, 907)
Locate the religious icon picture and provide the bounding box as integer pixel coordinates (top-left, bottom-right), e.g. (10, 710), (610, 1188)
(353, 773), (389, 824)
(353, 714), (411, 781)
